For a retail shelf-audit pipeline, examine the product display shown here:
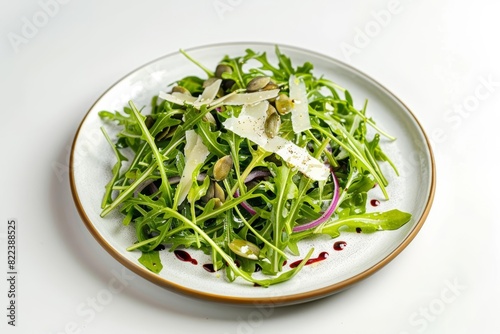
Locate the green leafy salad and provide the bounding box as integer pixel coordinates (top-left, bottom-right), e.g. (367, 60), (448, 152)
(98, 46), (412, 287)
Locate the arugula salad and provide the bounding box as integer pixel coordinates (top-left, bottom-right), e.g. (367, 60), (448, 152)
(98, 46), (412, 287)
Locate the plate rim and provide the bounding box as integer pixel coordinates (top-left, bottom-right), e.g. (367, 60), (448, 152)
(69, 41), (436, 306)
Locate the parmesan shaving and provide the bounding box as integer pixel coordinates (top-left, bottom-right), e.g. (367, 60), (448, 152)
(158, 87), (279, 109)
(177, 130), (210, 205)
(193, 79), (221, 108)
(289, 75), (311, 133)
(158, 91), (195, 105)
(222, 101), (329, 181)
(214, 89), (280, 106)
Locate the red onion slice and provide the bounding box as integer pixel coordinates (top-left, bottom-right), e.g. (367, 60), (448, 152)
(233, 170), (270, 215)
(233, 170), (339, 231)
(234, 189), (257, 215)
(244, 170), (270, 183)
(292, 172), (340, 232)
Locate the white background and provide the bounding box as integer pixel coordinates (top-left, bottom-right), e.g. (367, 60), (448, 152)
(1, 0), (499, 333)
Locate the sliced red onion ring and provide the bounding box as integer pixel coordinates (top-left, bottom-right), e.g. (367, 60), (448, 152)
(233, 170), (271, 215)
(167, 173), (207, 185)
(244, 170), (270, 183)
(292, 172), (340, 232)
(135, 173), (207, 197)
(234, 189), (257, 215)
(134, 179), (159, 197)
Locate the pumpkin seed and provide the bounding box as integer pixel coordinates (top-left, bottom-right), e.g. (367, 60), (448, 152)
(213, 155), (233, 181)
(261, 82), (279, 102)
(201, 182), (215, 203)
(264, 108), (281, 139)
(212, 197), (223, 209)
(215, 64), (232, 78)
(246, 76), (271, 92)
(171, 85), (191, 95)
(213, 182), (225, 203)
(266, 104), (277, 116)
(262, 81), (279, 91)
(275, 93), (293, 115)
(228, 239), (260, 260)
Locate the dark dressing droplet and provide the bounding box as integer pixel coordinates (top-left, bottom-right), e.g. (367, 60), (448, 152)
(154, 244), (166, 251)
(333, 241), (347, 251)
(174, 250), (198, 265)
(370, 199), (380, 207)
(289, 251), (329, 268)
(203, 264), (216, 272)
(356, 227), (362, 233)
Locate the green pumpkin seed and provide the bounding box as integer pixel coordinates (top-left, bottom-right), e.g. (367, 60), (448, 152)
(202, 180), (224, 204)
(264, 108), (281, 139)
(275, 93), (293, 115)
(262, 81), (278, 91)
(266, 104), (277, 116)
(215, 64), (233, 78)
(228, 239), (260, 260)
(171, 86), (191, 95)
(261, 82), (279, 102)
(212, 197), (223, 209)
(213, 155), (233, 181)
(202, 182), (215, 203)
(246, 76), (271, 92)
(213, 182), (225, 203)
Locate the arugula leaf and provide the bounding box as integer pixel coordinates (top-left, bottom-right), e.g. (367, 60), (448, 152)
(195, 119), (228, 157)
(100, 126), (128, 209)
(292, 209), (412, 241)
(139, 251), (163, 274)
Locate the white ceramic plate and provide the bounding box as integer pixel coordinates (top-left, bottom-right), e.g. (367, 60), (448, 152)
(70, 42), (435, 306)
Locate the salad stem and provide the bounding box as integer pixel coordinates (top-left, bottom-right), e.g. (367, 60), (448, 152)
(348, 104), (396, 141)
(129, 101), (173, 206)
(230, 147), (268, 196)
(179, 49), (214, 77)
(310, 115), (389, 199)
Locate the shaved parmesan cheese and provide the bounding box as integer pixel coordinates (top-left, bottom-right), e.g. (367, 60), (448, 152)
(158, 80), (221, 108)
(222, 101), (329, 181)
(222, 101), (269, 147)
(266, 137), (330, 181)
(214, 89), (280, 106)
(177, 130), (210, 205)
(158, 87), (279, 109)
(193, 79), (221, 108)
(158, 91), (197, 105)
(289, 75), (311, 133)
